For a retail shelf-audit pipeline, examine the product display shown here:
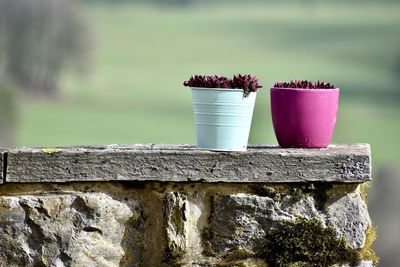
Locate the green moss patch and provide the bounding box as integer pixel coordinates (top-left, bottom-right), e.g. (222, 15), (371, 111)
(263, 219), (361, 267)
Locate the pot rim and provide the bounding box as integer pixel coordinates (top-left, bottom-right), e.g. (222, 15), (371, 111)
(270, 87), (339, 92)
(191, 87), (257, 93)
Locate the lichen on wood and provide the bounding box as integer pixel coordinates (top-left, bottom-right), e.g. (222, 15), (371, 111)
(41, 148), (63, 154)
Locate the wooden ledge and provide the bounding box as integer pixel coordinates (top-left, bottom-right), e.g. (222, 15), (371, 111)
(0, 144), (371, 184)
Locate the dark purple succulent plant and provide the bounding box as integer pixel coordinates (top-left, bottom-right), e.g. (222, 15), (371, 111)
(183, 75), (232, 89)
(273, 80), (336, 89)
(232, 74), (262, 97)
(183, 74), (262, 97)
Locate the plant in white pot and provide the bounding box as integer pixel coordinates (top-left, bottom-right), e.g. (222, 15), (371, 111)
(184, 74), (262, 151)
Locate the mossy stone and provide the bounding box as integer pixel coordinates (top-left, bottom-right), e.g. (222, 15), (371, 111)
(263, 218), (361, 267)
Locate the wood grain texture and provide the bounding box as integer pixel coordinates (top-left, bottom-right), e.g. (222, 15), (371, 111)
(4, 144), (371, 183)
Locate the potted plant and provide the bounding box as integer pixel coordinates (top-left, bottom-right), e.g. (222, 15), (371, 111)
(184, 74), (262, 151)
(270, 80), (339, 148)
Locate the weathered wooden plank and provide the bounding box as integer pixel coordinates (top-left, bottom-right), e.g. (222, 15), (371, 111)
(4, 144), (371, 183)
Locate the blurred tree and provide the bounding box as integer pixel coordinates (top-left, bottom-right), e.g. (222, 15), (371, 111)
(396, 53), (400, 78)
(0, 0), (90, 95)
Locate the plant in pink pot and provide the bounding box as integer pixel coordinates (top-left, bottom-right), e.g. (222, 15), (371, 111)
(270, 80), (339, 148)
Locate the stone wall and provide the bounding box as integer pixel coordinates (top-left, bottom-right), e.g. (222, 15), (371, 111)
(0, 144), (377, 267)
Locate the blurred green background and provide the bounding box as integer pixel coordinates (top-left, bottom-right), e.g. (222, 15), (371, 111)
(0, 0), (399, 265)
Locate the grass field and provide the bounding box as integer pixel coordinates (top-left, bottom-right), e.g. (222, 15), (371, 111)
(17, 2), (400, 169)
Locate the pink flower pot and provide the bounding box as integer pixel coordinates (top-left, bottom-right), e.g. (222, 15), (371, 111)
(270, 87), (339, 148)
